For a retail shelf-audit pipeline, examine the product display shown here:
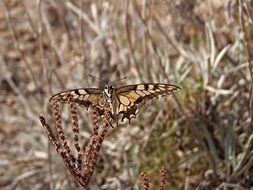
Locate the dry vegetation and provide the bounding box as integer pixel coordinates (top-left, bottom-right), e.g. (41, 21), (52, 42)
(1, 0), (253, 189)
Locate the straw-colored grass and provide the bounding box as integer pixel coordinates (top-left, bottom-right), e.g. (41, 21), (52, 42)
(1, 0), (252, 189)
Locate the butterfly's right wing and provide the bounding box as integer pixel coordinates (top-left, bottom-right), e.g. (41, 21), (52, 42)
(49, 88), (103, 109)
(115, 83), (180, 122)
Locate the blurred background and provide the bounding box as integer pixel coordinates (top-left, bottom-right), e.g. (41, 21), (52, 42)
(1, 0), (253, 189)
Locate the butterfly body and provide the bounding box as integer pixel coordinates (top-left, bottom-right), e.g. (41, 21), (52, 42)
(102, 84), (116, 115)
(50, 83), (180, 125)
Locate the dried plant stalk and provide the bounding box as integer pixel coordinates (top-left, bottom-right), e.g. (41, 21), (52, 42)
(51, 99), (76, 165)
(39, 113), (86, 186)
(159, 166), (167, 190)
(141, 172), (150, 190)
(91, 104), (99, 136)
(39, 98), (111, 188)
(69, 101), (82, 171)
(84, 101), (110, 178)
(39, 114), (61, 153)
(140, 166), (168, 190)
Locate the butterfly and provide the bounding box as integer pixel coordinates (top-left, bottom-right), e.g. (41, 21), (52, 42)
(50, 81), (180, 126)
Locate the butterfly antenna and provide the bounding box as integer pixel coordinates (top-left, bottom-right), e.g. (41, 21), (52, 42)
(88, 74), (108, 84)
(110, 76), (127, 85)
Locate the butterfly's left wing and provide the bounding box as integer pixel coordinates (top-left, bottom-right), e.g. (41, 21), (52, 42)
(115, 83), (180, 122)
(49, 88), (103, 109)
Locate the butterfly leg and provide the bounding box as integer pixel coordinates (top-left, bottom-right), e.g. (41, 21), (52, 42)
(109, 122), (115, 128)
(109, 115), (118, 128)
(110, 118), (119, 128)
(115, 114), (119, 128)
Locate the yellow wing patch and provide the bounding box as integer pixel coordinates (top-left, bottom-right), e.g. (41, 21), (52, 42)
(119, 95), (130, 106)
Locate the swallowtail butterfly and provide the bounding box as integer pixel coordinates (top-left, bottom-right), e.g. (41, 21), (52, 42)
(50, 81), (180, 126)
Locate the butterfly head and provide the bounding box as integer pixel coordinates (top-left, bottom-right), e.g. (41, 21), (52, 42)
(104, 84), (114, 98)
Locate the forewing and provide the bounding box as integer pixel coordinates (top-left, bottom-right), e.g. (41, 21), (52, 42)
(115, 83), (180, 121)
(50, 88), (102, 109)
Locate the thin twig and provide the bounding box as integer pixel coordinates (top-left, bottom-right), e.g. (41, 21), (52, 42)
(2, 0), (41, 99)
(125, 0), (143, 81)
(239, 0), (253, 131)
